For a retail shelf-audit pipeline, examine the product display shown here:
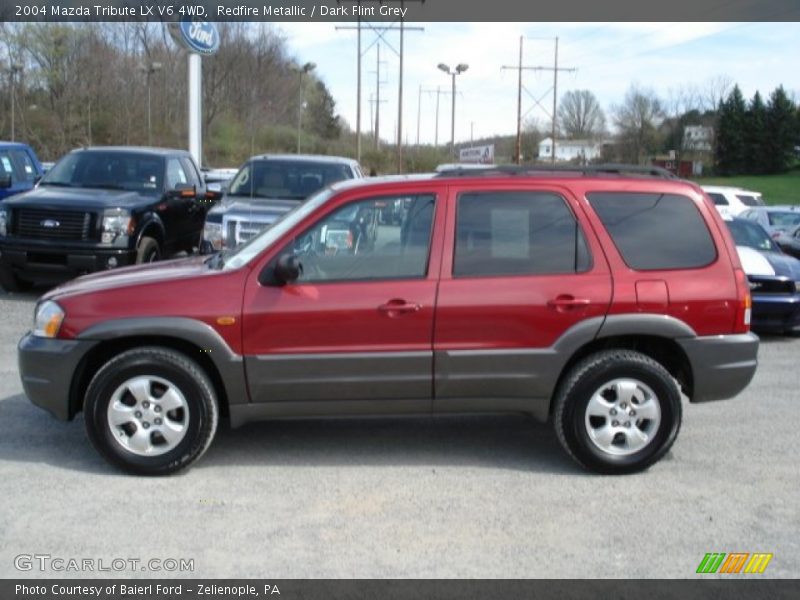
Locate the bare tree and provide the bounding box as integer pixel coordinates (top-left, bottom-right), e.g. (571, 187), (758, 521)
(701, 74), (734, 113)
(612, 84), (664, 164)
(558, 89), (606, 140)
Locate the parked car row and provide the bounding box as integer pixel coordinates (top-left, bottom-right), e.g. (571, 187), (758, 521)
(0, 145), (363, 291)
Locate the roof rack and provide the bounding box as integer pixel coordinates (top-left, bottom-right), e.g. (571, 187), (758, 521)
(434, 163), (678, 180)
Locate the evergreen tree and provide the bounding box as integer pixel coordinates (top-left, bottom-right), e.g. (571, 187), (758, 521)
(745, 91), (768, 174)
(714, 85), (747, 175)
(764, 85), (798, 173)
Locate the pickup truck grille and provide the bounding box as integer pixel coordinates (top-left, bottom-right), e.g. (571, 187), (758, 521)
(12, 208), (96, 241)
(224, 218), (272, 248)
(748, 276), (795, 295)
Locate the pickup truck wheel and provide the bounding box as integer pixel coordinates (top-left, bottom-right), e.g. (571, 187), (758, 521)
(84, 347), (218, 475)
(553, 350), (682, 475)
(136, 236), (161, 263)
(0, 265), (33, 293)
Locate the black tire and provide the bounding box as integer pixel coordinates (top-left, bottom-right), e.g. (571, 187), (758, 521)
(84, 347), (218, 475)
(553, 349), (682, 475)
(135, 236), (161, 264)
(0, 264), (33, 293)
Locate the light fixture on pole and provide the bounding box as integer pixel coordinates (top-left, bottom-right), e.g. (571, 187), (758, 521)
(295, 62), (316, 154)
(437, 62), (468, 157)
(9, 63), (23, 142)
(139, 61), (162, 146)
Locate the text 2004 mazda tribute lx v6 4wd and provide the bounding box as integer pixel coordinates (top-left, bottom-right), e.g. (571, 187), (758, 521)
(18, 165), (759, 475)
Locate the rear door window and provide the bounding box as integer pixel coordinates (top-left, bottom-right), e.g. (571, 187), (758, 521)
(707, 193), (728, 206)
(587, 192), (717, 270)
(454, 191), (591, 277)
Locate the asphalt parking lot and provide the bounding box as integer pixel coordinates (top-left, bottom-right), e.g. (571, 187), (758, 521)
(0, 288), (797, 579)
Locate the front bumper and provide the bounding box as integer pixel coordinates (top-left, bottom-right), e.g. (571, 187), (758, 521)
(0, 240), (137, 283)
(18, 333), (98, 421)
(677, 332), (759, 403)
(751, 293), (800, 333)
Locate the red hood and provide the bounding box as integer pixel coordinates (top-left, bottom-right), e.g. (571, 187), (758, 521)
(42, 256), (228, 301)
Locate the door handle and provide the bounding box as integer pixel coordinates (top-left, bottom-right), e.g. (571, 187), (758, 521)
(547, 295), (591, 310)
(378, 299), (421, 316)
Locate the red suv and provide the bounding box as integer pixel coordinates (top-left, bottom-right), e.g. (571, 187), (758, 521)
(18, 166), (759, 475)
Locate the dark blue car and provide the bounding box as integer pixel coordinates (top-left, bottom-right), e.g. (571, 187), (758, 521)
(0, 142), (44, 200)
(727, 218), (800, 333)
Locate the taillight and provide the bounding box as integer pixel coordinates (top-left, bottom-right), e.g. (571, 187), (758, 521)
(734, 268), (751, 333)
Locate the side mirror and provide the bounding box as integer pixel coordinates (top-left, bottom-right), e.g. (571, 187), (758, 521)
(199, 239), (216, 255)
(259, 253), (302, 286)
(205, 182), (224, 203)
(170, 183), (196, 198)
(0, 173), (12, 189)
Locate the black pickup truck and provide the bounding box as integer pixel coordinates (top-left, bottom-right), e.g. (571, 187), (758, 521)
(0, 147), (213, 291)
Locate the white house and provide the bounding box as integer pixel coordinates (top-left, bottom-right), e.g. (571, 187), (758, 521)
(683, 125), (713, 153)
(538, 137), (604, 162)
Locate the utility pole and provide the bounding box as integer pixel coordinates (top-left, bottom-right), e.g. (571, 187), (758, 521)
(336, 11), (423, 171)
(9, 64), (23, 142)
(504, 36), (575, 164)
(375, 44), (382, 150)
(516, 37), (523, 163)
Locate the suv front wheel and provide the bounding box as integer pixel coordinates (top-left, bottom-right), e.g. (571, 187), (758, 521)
(135, 236), (161, 263)
(553, 350), (682, 474)
(84, 347), (218, 475)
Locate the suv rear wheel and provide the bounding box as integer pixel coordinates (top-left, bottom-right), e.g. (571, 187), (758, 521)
(84, 347), (218, 475)
(553, 350), (682, 474)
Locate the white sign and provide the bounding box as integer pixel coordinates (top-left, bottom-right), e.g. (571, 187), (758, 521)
(459, 144), (495, 164)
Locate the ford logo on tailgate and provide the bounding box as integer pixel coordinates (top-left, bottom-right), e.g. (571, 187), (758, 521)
(169, 21), (220, 56)
(41, 219), (60, 228)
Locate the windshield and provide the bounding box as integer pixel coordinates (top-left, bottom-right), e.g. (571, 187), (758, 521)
(42, 151), (164, 193)
(768, 211), (800, 228)
(736, 194), (764, 207)
(222, 189), (335, 270)
(727, 219), (778, 252)
(227, 159), (353, 200)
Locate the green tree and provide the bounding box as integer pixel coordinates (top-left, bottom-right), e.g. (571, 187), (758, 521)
(305, 80), (342, 140)
(763, 85), (797, 173)
(745, 91), (767, 174)
(714, 85), (747, 175)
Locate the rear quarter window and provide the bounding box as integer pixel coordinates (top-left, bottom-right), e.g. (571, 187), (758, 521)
(587, 192), (717, 270)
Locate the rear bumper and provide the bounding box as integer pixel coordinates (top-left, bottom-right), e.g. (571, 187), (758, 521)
(678, 332), (759, 402)
(751, 293), (800, 333)
(18, 333), (98, 421)
(0, 240), (137, 282)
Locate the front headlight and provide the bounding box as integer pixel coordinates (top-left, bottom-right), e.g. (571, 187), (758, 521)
(0, 208), (7, 237)
(203, 221), (224, 251)
(101, 210), (133, 243)
(33, 300), (65, 338)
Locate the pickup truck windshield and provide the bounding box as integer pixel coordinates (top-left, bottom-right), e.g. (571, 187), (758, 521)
(42, 152), (165, 194)
(227, 160), (352, 200)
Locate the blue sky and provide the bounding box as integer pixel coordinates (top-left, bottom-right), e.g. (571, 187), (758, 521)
(275, 22), (799, 145)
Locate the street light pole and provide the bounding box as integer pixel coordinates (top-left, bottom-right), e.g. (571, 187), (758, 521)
(295, 62), (316, 154)
(139, 61), (162, 146)
(9, 64), (23, 142)
(438, 62), (468, 158)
